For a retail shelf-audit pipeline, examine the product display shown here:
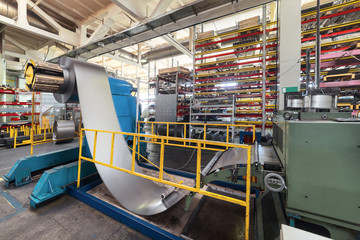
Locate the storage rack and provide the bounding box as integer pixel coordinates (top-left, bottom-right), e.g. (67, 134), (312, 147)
(0, 88), (40, 129)
(190, 0), (360, 133)
(154, 67), (193, 122)
(300, 0), (360, 117)
(192, 10), (278, 131)
(301, 0), (360, 84)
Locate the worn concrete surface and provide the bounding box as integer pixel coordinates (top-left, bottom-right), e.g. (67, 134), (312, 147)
(0, 141), (149, 240)
(0, 138), (251, 240)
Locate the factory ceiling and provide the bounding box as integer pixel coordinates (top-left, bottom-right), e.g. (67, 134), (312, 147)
(0, 0), (323, 79)
(0, 0), (197, 77)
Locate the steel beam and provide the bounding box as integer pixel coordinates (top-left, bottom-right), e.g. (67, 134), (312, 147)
(149, 0), (173, 19)
(0, 0), (79, 46)
(162, 34), (193, 58)
(111, 0), (148, 21)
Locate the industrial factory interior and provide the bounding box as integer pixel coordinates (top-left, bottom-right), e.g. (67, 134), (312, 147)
(0, 0), (359, 239)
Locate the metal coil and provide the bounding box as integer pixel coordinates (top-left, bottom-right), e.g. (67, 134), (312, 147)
(53, 120), (75, 144)
(25, 60), (65, 93)
(157, 124), (184, 138)
(311, 95), (333, 109)
(291, 99), (304, 108)
(304, 95), (311, 108)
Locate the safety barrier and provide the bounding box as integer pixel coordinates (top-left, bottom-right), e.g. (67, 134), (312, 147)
(13, 125), (53, 149)
(77, 128), (252, 240)
(137, 121), (256, 147)
(13, 124), (79, 155)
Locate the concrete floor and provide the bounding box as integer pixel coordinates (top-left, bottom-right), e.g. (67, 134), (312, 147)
(0, 140), (149, 240)
(0, 139), (252, 240)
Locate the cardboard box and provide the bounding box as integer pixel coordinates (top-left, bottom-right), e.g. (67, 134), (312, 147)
(158, 66), (190, 75)
(197, 30), (215, 40)
(238, 16), (260, 29)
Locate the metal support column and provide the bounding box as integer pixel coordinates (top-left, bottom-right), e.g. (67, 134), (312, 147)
(147, 63), (150, 111)
(135, 78), (140, 133)
(315, 0), (321, 89)
(190, 25), (196, 135)
(0, 29), (5, 123)
(306, 48), (311, 90)
(278, 0), (301, 110)
(231, 95), (235, 143)
(175, 72), (179, 123)
(261, 4), (267, 135)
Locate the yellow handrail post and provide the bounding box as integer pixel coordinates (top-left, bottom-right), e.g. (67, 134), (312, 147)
(44, 127), (46, 141)
(226, 125), (229, 149)
(252, 126), (256, 143)
(78, 110), (82, 137)
(137, 134), (140, 161)
(30, 92), (35, 155)
(245, 146), (252, 240)
(203, 125), (206, 140)
(131, 135), (137, 172)
(110, 133), (115, 166)
(93, 131), (98, 160)
(151, 122), (154, 143)
(159, 138), (165, 180)
(166, 123), (169, 144)
(196, 142), (201, 190)
(30, 127), (34, 156)
(14, 129), (17, 149)
(77, 129), (83, 188)
(183, 124), (186, 146)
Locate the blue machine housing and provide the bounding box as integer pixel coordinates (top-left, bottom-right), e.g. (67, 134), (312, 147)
(108, 77), (137, 133)
(5, 77), (142, 207)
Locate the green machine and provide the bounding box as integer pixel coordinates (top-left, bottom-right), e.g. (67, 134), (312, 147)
(272, 89), (360, 239)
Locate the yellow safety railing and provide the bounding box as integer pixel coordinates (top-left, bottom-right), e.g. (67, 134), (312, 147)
(14, 111), (82, 155)
(77, 128), (252, 240)
(13, 125), (53, 149)
(137, 121), (256, 149)
(13, 124), (80, 155)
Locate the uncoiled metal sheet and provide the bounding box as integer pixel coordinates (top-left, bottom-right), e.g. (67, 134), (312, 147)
(70, 58), (185, 216)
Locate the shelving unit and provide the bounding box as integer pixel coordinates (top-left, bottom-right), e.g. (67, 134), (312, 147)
(0, 88), (40, 129)
(300, 0), (360, 117)
(190, 0), (360, 133)
(154, 67), (193, 122)
(192, 10), (278, 132)
(301, 1), (360, 83)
